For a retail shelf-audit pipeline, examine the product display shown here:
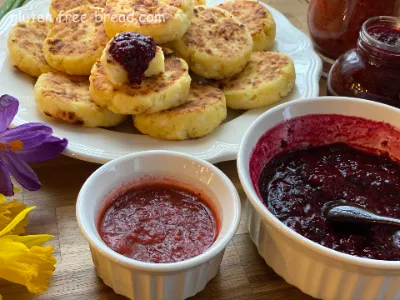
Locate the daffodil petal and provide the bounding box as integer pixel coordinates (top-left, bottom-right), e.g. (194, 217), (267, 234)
(0, 206), (34, 237)
(0, 238), (56, 294)
(0, 199), (29, 235)
(7, 234), (54, 248)
(0, 201), (11, 226)
(0, 194), (6, 204)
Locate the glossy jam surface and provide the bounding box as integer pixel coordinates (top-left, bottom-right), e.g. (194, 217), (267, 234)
(109, 32), (156, 85)
(328, 26), (400, 108)
(250, 114), (400, 260)
(308, 0), (399, 60)
(369, 27), (400, 46)
(98, 182), (218, 263)
(258, 143), (400, 260)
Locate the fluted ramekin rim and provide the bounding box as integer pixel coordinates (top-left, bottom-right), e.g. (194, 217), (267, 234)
(77, 150), (241, 273)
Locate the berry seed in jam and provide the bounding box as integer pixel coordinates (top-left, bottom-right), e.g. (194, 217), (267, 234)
(109, 32), (156, 85)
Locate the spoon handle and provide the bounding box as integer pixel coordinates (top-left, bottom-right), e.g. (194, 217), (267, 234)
(375, 215), (400, 227)
(327, 205), (400, 227)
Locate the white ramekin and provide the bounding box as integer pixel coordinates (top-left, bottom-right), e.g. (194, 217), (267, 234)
(76, 150), (241, 300)
(237, 97), (400, 300)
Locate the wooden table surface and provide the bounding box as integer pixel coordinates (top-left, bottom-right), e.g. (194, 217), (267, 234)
(0, 0), (325, 299)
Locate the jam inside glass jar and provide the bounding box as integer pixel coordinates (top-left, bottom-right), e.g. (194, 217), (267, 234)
(327, 16), (400, 108)
(308, 0), (400, 75)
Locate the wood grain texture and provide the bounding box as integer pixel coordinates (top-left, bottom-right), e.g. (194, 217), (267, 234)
(0, 0), (325, 298)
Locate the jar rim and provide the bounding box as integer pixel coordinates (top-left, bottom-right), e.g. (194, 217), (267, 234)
(361, 16), (400, 54)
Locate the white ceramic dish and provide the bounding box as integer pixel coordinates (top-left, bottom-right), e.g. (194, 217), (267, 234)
(76, 150), (241, 300)
(237, 97), (400, 300)
(0, 0), (322, 164)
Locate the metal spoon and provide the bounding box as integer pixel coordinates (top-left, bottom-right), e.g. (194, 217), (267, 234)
(323, 200), (400, 227)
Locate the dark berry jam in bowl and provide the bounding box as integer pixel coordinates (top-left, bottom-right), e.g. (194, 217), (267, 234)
(76, 151), (240, 300)
(237, 97), (400, 300)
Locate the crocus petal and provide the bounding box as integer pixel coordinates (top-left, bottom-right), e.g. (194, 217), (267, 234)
(0, 123), (53, 150)
(18, 136), (68, 163)
(0, 95), (18, 133)
(0, 160), (13, 197)
(1, 153), (41, 192)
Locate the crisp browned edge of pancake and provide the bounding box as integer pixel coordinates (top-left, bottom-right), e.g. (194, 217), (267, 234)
(36, 72), (93, 125)
(45, 6), (108, 56)
(180, 6), (251, 56)
(104, 0), (184, 24)
(51, 0), (106, 16)
(217, 1), (272, 35)
(220, 51), (292, 90)
(158, 83), (224, 115)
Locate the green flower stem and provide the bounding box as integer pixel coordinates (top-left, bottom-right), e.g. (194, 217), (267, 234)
(0, 0), (17, 20)
(10, 0), (24, 10)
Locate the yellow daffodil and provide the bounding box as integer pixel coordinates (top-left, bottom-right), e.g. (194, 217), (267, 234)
(0, 197), (32, 236)
(0, 194), (56, 297)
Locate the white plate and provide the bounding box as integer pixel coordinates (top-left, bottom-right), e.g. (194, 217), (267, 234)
(0, 0), (322, 164)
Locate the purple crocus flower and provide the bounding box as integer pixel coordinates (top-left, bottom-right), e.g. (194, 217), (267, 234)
(0, 94), (68, 196)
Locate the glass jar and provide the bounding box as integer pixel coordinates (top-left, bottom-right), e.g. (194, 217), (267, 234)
(327, 17), (400, 108)
(308, 0), (400, 76)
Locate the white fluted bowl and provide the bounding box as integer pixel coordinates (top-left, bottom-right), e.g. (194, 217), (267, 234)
(237, 97), (400, 300)
(76, 151), (241, 300)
